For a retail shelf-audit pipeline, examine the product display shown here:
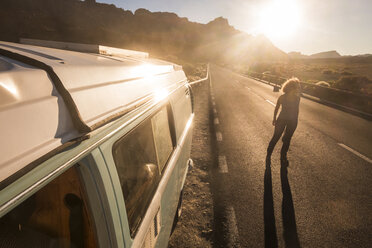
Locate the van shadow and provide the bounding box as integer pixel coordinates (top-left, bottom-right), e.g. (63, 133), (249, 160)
(264, 158), (278, 248)
(280, 159), (301, 248)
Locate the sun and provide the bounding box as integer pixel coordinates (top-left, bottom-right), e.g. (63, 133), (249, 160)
(257, 0), (302, 41)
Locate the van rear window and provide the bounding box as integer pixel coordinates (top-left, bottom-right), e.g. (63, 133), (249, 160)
(112, 105), (174, 237)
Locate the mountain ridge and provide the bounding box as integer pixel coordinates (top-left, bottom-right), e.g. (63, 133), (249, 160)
(288, 50), (372, 59)
(0, 0), (287, 64)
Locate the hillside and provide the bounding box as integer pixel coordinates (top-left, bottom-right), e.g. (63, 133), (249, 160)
(289, 50), (342, 59)
(0, 0), (287, 64)
(310, 50), (341, 59)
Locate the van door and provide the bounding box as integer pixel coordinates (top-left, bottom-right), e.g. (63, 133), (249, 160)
(99, 103), (180, 248)
(169, 84), (193, 191)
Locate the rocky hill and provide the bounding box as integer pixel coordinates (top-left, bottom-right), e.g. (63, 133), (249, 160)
(0, 0), (287, 64)
(288, 50), (342, 59)
(310, 50), (341, 59)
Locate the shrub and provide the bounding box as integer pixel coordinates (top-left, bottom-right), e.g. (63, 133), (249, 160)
(334, 76), (372, 93)
(307, 79), (317, 84)
(181, 63), (207, 81)
(361, 84), (372, 95)
(182, 63), (196, 76)
(305, 67), (317, 72)
(316, 81), (330, 87)
(322, 69), (333, 75)
(322, 69), (337, 75)
(340, 71), (353, 76)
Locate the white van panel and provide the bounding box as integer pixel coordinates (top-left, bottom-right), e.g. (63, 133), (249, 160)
(0, 57), (78, 182)
(0, 41), (186, 185)
(170, 85), (192, 141)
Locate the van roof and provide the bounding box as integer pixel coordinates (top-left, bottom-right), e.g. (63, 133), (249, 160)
(0, 41), (186, 184)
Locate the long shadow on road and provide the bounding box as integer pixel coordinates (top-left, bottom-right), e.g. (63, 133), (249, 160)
(280, 160), (301, 248)
(264, 158), (301, 248)
(264, 158), (278, 248)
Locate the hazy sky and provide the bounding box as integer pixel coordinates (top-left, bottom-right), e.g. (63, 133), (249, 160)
(97, 0), (372, 55)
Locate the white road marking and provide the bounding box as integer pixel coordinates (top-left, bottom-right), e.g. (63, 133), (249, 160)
(248, 90), (261, 98)
(266, 99), (276, 106)
(212, 101), (216, 106)
(218, 155), (228, 173)
(338, 143), (372, 164)
(213, 108), (217, 114)
(216, 132), (223, 141)
(226, 205), (241, 247)
(245, 86), (251, 90)
(214, 118), (220, 125)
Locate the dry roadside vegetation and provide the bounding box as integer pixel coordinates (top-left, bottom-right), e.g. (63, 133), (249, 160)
(182, 63), (208, 82)
(246, 57), (372, 96)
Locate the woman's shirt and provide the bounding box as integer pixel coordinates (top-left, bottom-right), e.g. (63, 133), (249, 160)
(277, 93), (300, 121)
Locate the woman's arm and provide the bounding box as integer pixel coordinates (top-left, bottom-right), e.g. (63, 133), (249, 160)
(272, 96), (282, 126)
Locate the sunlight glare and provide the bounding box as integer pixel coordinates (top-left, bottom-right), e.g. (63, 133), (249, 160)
(258, 0), (302, 40)
(154, 88), (168, 102)
(0, 81), (19, 97)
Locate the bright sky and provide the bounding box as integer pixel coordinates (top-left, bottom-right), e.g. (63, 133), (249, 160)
(97, 0), (372, 55)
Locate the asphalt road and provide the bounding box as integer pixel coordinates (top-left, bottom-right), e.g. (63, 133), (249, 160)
(208, 65), (372, 248)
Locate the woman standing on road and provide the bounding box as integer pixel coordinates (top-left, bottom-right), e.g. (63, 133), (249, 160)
(267, 78), (301, 161)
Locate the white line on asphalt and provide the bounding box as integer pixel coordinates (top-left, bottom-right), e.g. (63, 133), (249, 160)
(212, 101), (216, 106)
(214, 118), (220, 125)
(266, 99), (276, 106)
(249, 90), (260, 98)
(216, 132), (223, 141)
(226, 205), (241, 247)
(338, 143), (372, 164)
(218, 155), (228, 173)
(213, 108), (217, 114)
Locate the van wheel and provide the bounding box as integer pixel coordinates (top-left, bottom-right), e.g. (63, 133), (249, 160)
(171, 190), (183, 235)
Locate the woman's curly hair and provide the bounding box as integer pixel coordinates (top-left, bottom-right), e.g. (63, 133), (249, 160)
(282, 77), (301, 93)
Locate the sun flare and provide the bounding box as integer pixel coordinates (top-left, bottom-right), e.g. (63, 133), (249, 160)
(258, 0), (302, 40)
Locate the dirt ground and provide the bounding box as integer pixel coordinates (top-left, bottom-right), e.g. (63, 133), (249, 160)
(168, 80), (214, 248)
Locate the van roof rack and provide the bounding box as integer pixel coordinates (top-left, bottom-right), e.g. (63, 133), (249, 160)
(20, 38), (149, 59)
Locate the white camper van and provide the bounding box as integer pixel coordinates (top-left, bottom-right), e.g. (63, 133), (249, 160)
(0, 39), (194, 248)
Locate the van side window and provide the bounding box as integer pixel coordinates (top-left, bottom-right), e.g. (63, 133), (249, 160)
(0, 165), (97, 248)
(112, 105), (174, 237)
(152, 107), (173, 172)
